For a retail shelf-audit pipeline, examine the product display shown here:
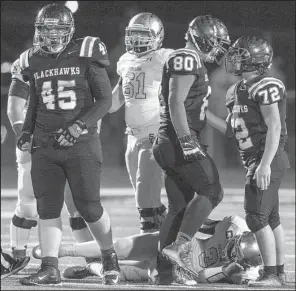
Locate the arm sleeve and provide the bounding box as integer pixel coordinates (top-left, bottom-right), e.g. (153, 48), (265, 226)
(22, 79), (37, 134)
(225, 112), (234, 138)
(79, 63), (112, 127)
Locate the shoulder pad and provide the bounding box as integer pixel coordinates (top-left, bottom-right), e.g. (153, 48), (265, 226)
(249, 77), (286, 105)
(157, 48), (174, 61)
(19, 49), (30, 70)
(166, 48), (202, 75)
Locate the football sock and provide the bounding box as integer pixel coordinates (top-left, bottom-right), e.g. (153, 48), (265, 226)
(277, 264), (284, 274)
(101, 246), (115, 258)
(10, 222), (31, 257)
(39, 217), (63, 258)
(178, 195), (213, 238)
(41, 256), (58, 270)
(175, 232), (191, 244)
(264, 265), (277, 275)
(86, 207), (113, 251)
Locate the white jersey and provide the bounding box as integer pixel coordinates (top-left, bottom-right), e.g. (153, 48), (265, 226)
(191, 216), (260, 283)
(117, 48), (174, 129)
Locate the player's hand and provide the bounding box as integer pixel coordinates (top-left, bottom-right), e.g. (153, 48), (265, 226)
(1, 125), (8, 144)
(179, 134), (207, 162)
(56, 120), (86, 147)
(17, 131), (32, 151)
(254, 163), (271, 191)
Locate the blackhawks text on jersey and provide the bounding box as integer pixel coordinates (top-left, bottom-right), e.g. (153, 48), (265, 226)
(117, 48), (174, 129)
(18, 36), (109, 136)
(226, 75), (288, 167)
(159, 48), (211, 137)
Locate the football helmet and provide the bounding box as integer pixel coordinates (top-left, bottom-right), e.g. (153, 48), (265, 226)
(226, 36), (273, 76)
(185, 15), (230, 64)
(33, 3), (75, 54)
(221, 231), (262, 269)
(125, 12), (164, 56)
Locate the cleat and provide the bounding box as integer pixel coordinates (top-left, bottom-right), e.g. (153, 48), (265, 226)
(148, 252), (174, 285)
(32, 245), (41, 260)
(162, 241), (196, 277)
(63, 261), (103, 279)
(1, 255), (30, 279)
(102, 252), (120, 285)
(248, 271), (282, 287)
(172, 265), (197, 286)
(19, 265), (61, 286)
(278, 272), (287, 285)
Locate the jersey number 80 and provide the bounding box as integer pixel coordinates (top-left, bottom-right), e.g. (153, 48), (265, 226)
(173, 56), (194, 71)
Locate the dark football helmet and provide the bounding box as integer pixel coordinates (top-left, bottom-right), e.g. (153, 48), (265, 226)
(185, 15), (231, 64)
(221, 231), (263, 269)
(125, 12), (164, 56)
(33, 3), (75, 54)
(226, 36), (273, 76)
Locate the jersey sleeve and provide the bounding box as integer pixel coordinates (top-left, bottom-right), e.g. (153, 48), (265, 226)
(80, 36), (110, 67)
(250, 78), (286, 105)
(166, 49), (202, 75)
(225, 83), (237, 109)
(9, 59), (30, 100)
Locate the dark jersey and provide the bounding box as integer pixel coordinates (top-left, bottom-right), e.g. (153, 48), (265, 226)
(159, 48), (210, 138)
(19, 36), (109, 134)
(226, 75), (288, 167)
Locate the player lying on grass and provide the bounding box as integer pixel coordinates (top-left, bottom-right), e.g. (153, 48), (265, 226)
(32, 215), (263, 285)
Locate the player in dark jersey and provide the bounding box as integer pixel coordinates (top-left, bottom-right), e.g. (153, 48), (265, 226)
(207, 36), (290, 287)
(151, 15), (231, 284)
(16, 3), (120, 286)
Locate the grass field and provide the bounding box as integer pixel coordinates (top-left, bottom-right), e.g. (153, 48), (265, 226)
(1, 186), (295, 290)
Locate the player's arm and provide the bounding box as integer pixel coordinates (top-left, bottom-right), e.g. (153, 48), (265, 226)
(7, 59), (30, 137)
(57, 40), (112, 146)
(109, 77), (125, 113)
(206, 110), (227, 135)
(167, 53), (207, 161)
(252, 82), (284, 190)
(17, 78), (38, 151)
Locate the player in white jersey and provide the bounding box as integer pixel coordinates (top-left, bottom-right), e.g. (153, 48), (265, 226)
(32, 215), (262, 285)
(109, 13), (174, 233)
(6, 58), (101, 264)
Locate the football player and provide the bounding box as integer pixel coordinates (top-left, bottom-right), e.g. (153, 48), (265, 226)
(151, 15), (231, 283)
(16, 3), (120, 286)
(109, 12), (173, 233)
(7, 58), (101, 268)
(32, 215), (263, 285)
(1, 127), (31, 279)
(206, 36), (290, 287)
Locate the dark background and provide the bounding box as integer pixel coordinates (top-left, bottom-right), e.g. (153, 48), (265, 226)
(1, 1), (295, 188)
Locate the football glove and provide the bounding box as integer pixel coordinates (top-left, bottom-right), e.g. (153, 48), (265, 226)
(17, 131), (32, 151)
(179, 134), (207, 162)
(56, 120), (87, 147)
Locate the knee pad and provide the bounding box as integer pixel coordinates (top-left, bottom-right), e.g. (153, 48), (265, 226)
(199, 183), (224, 209)
(138, 204), (167, 232)
(12, 214), (37, 229)
(69, 216), (87, 231)
(246, 212), (269, 233)
(75, 199), (103, 223)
